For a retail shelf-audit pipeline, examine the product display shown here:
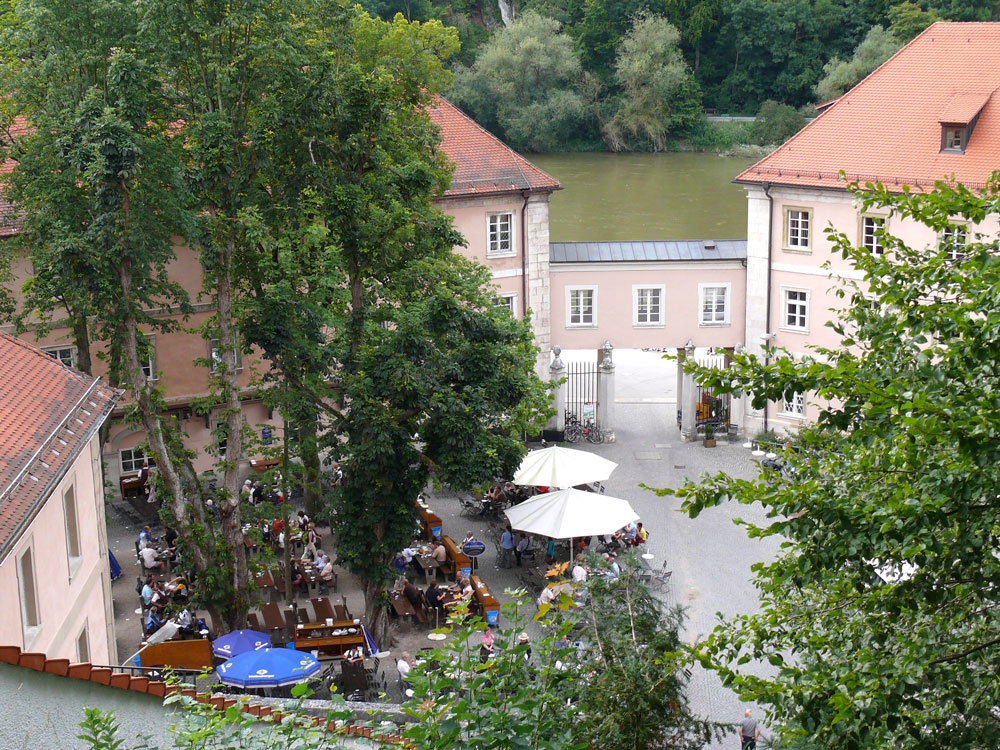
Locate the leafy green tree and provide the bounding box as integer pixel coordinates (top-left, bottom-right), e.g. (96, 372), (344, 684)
(602, 13), (701, 151)
(447, 10), (592, 151)
(749, 100), (806, 146)
(405, 555), (721, 750)
(663, 0), (722, 73)
(814, 24), (901, 102)
(663, 176), (1000, 748)
(886, 1), (939, 41)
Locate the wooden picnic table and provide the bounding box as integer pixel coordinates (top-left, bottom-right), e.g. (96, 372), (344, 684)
(440, 534), (472, 578)
(293, 632), (365, 658)
(295, 620), (356, 635)
(470, 574), (500, 626)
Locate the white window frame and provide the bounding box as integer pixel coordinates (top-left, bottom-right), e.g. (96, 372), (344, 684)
(18, 544), (41, 645)
(781, 287), (810, 333)
(63, 482), (82, 579)
(941, 223), (968, 260)
(781, 391), (806, 419)
(138, 333), (157, 381)
(495, 293), (518, 317)
(566, 286), (597, 328)
(699, 283), (731, 326)
(486, 212), (515, 258)
(210, 339), (243, 373)
(860, 215), (886, 255)
(44, 346), (75, 368)
(120, 447), (149, 474)
(76, 622), (90, 663)
(632, 285), (665, 328)
(784, 207), (812, 251)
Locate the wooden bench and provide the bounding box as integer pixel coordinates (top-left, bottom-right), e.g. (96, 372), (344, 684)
(470, 575), (500, 626)
(440, 535), (472, 577)
(140, 639), (214, 670)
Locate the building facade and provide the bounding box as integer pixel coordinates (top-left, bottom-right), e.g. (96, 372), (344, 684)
(0, 333), (118, 663)
(735, 22), (1000, 433)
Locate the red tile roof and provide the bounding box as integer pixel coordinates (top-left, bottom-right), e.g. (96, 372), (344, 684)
(736, 22), (1000, 192)
(428, 97), (561, 197)
(0, 332), (117, 560)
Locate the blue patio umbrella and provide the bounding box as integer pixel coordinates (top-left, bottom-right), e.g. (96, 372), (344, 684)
(212, 629), (272, 659)
(216, 648), (321, 689)
(362, 625), (379, 656)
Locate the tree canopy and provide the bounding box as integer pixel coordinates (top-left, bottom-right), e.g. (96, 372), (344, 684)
(661, 176), (1000, 748)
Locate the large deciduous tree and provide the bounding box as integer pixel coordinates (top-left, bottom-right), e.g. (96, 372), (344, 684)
(664, 177), (1000, 748)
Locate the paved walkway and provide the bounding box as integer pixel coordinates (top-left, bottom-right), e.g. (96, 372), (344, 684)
(106, 351), (780, 747)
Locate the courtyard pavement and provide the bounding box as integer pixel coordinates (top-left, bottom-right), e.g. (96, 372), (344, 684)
(106, 349), (781, 748)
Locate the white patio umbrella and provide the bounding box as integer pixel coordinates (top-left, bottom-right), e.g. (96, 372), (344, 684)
(504, 487), (638, 541)
(512, 445), (618, 489)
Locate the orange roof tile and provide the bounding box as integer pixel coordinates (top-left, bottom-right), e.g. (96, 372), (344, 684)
(0, 332), (117, 560)
(736, 22), (1000, 193)
(428, 97), (561, 198)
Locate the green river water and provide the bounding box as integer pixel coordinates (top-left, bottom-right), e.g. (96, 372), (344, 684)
(528, 152), (756, 243)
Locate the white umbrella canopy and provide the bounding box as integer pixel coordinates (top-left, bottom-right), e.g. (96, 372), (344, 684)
(504, 488), (639, 540)
(512, 445), (618, 489)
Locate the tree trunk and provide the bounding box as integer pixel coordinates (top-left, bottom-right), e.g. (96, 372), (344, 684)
(71, 312), (92, 375)
(302, 423), (323, 519)
(213, 234), (249, 630)
(283, 417), (295, 607)
(363, 578), (393, 650)
(116, 258), (226, 631)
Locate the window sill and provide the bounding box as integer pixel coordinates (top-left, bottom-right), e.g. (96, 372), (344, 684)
(486, 252), (516, 260)
(633, 323), (665, 329)
(68, 555), (83, 582)
(778, 412), (806, 421)
(782, 246), (812, 255)
(780, 327), (809, 335)
(698, 322), (730, 327)
(566, 324), (597, 329)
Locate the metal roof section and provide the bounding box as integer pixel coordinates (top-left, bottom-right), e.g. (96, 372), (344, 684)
(550, 240), (747, 263)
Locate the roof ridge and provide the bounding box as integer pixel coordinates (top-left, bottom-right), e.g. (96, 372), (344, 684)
(435, 97), (555, 190)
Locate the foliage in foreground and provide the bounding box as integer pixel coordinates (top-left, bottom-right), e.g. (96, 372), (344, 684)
(76, 557), (722, 750)
(659, 176), (1000, 748)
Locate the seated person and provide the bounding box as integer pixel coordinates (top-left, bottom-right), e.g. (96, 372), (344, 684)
(144, 605), (164, 636)
(175, 607), (195, 638)
(140, 542), (164, 572)
(162, 525), (179, 558)
(296, 510), (310, 531)
(140, 575), (154, 607)
(479, 627), (495, 663)
(344, 646), (364, 663)
(402, 578), (421, 608)
(164, 576), (188, 601)
(138, 525), (154, 547)
(290, 560), (307, 594)
(430, 542), (447, 566)
(319, 556), (335, 593)
(515, 533), (533, 566)
(397, 652), (415, 681)
(571, 555), (588, 583)
(425, 581), (444, 609)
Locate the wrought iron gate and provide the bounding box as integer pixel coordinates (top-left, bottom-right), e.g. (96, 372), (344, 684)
(566, 360), (599, 425)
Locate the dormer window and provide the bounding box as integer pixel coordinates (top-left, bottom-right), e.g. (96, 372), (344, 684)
(938, 91), (991, 154)
(942, 126), (966, 152)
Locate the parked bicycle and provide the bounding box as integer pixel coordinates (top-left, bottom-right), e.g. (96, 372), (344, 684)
(564, 414), (605, 444)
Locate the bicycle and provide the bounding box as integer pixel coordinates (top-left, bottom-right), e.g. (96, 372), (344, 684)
(564, 414), (604, 444)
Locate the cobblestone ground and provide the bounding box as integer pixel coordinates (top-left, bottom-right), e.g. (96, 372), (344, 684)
(107, 352), (781, 746)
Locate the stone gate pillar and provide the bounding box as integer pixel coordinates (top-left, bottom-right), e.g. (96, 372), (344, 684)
(547, 345), (567, 435)
(598, 341), (616, 443)
(727, 344), (746, 440)
(680, 340), (698, 442)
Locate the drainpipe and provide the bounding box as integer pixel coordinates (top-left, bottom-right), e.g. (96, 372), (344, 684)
(762, 182), (774, 434)
(520, 190), (530, 314)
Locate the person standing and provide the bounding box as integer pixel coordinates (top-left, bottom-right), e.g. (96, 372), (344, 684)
(499, 525), (515, 569)
(739, 709), (760, 750)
